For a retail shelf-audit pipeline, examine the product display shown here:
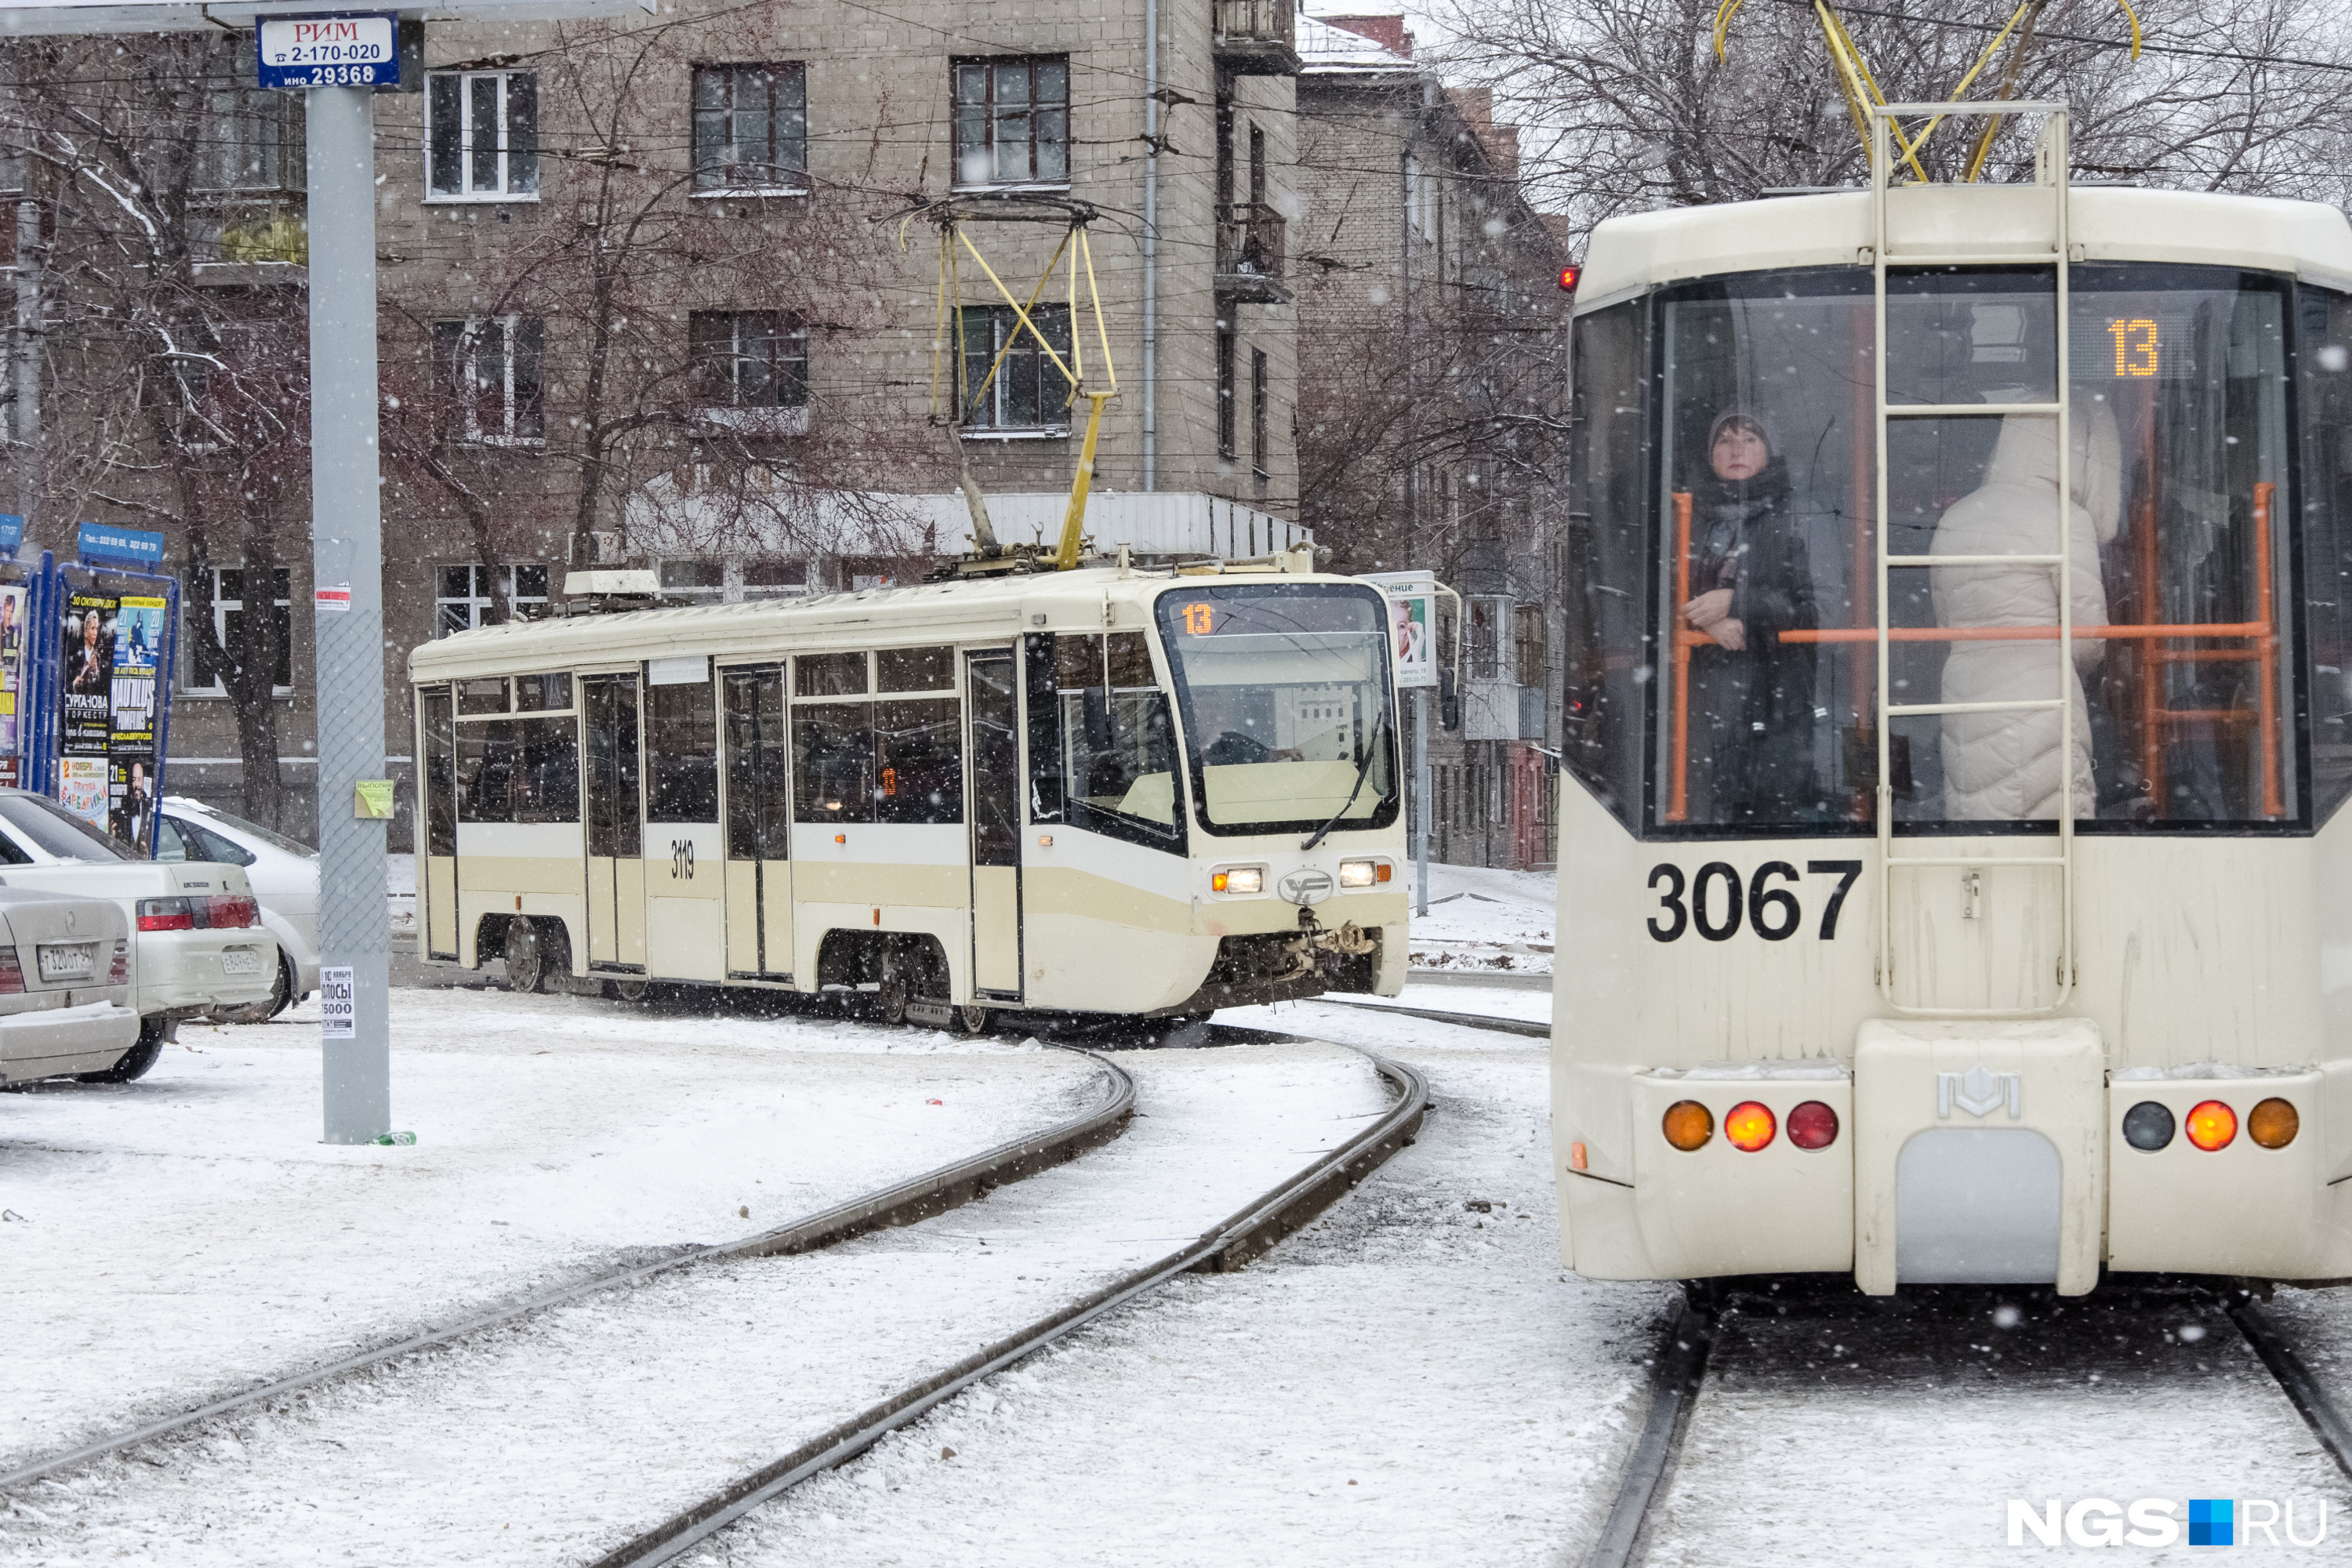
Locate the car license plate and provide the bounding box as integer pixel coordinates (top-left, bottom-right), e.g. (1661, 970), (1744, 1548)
(37, 942), (96, 981)
(221, 950), (263, 977)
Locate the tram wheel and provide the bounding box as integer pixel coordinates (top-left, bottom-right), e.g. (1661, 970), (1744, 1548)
(607, 977), (649, 1004)
(954, 1003), (991, 1036)
(503, 919), (545, 995)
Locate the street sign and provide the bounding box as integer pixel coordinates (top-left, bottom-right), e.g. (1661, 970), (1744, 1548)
(0, 515), (24, 559)
(75, 521), (165, 570)
(256, 13), (396, 89)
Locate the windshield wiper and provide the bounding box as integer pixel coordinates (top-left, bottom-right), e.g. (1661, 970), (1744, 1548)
(1301, 706), (1390, 852)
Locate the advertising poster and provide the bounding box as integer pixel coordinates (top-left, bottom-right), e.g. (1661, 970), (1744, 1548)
(0, 583), (26, 753)
(61, 590), (115, 757)
(108, 594), (162, 847)
(58, 757), (107, 832)
(1359, 571), (1438, 690)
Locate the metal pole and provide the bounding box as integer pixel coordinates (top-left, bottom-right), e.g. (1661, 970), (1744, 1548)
(1414, 685), (1429, 916)
(307, 85), (390, 1145)
(1141, 0), (1156, 491)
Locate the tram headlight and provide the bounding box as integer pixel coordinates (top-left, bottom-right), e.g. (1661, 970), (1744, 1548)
(2249, 1098), (2300, 1149)
(1338, 859), (1385, 887)
(1661, 1100), (1713, 1152)
(2185, 1099), (2238, 1152)
(2122, 1101), (2176, 1152)
(1724, 1101), (1777, 1152)
(1212, 867), (1263, 895)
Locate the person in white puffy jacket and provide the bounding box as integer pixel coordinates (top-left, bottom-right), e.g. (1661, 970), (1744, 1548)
(1929, 397), (2123, 819)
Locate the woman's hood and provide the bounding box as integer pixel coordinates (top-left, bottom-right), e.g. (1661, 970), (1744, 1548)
(1976, 395), (2124, 543)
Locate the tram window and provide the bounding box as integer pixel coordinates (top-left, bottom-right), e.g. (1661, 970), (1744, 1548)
(585, 677), (641, 858)
(644, 678), (719, 821)
(969, 654), (1021, 864)
(877, 645), (953, 693)
(423, 687), (456, 857)
(456, 716), (579, 824)
(724, 669), (789, 858)
(2302, 285), (2352, 825)
(1039, 630), (1181, 837)
(797, 651), (867, 697)
(515, 672), (572, 712)
(458, 677), (508, 716)
(875, 699), (963, 823)
(1563, 299), (1653, 828)
(793, 700), (874, 822)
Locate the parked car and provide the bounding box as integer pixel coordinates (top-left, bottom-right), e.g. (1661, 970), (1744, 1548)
(0, 789), (277, 1054)
(157, 796), (318, 1020)
(0, 884), (143, 1084)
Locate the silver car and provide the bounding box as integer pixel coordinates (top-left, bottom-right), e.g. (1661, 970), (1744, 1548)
(0, 884), (143, 1084)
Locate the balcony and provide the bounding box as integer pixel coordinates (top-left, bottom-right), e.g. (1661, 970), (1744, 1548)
(1214, 0), (1300, 74)
(1215, 202), (1290, 305)
(191, 196), (307, 288)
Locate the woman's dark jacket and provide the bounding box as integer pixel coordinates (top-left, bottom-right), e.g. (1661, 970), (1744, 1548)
(1689, 456), (1821, 822)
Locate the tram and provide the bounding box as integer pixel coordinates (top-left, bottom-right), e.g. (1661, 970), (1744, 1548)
(1552, 103), (2352, 1292)
(408, 551), (1407, 1028)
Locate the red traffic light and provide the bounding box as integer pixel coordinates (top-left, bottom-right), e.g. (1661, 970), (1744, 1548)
(1559, 264), (1580, 292)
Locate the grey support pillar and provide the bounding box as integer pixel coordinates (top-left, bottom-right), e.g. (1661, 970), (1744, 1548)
(1414, 685), (1430, 917)
(307, 85), (390, 1144)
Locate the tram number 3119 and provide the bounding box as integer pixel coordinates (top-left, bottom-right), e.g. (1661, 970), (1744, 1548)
(1646, 860), (1862, 943)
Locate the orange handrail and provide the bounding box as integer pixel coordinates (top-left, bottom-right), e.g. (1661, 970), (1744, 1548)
(2255, 480), (2284, 815)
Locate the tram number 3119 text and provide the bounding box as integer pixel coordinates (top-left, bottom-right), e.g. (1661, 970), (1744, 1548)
(1646, 860), (1862, 942)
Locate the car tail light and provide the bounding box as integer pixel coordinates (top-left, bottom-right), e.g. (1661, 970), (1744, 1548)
(2185, 1100), (2238, 1152)
(1788, 1101), (1839, 1150)
(0, 949), (24, 994)
(2122, 1101), (2176, 1151)
(1725, 1101), (1777, 1152)
(138, 897), (194, 931)
(1662, 1100), (1713, 1151)
(107, 939), (129, 985)
(206, 895), (259, 929)
(2249, 1098), (2299, 1149)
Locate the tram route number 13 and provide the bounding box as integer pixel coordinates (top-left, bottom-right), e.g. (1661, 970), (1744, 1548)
(670, 838), (696, 880)
(1646, 860), (1862, 943)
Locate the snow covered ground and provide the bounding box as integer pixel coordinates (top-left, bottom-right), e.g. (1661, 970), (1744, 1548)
(0, 989), (1098, 1472)
(1403, 862), (1556, 976)
(0, 1040), (1395, 1566)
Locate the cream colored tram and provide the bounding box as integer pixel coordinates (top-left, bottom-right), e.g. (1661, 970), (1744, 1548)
(1555, 109), (2352, 1291)
(409, 554), (1407, 1025)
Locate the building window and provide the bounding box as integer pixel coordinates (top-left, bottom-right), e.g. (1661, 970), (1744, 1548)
(437, 563), (548, 637)
(692, 64), (808, 193)
(658, 559), (726, 602)
(1216, 328), (1236, 460)
(196, 88), (302, 192)
(426, 71), (538, 200)
(432, 316), (545, 445)
(958, 303), (1072, 433)
(690, 310), (808, 410)
(190, 566), (291, 694)
(1514, 602), (1547, 688)
(952, 56), (1069, 188)
(1250, 347), (1268, 485)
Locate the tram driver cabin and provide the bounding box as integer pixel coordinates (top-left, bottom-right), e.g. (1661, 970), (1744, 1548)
(408, 558), (1409, 1022)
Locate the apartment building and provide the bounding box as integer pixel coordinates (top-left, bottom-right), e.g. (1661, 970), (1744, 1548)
(5, 1), (1316, 842)
(1294, 9), (1570, 869)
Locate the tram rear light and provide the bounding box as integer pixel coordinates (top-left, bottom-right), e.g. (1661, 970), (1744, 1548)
(1788, 1101), (1838, 1150)
(1559, 264), (1580, 292)
(2249, 1098), (2300, 1149)
(1339, 859), (1377, 887)
(1725, 1101), (1777, 1152)
(1662, 1100), (1712, 1152)
(2185, 1099), (2238, 1152)
(1214, 867), (1262, 895)
(2122, 1101), (2176, 1152)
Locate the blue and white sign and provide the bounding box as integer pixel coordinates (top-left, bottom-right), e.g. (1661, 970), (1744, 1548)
(75, 521), (164, 570)
(256, 14), (398, 90)
(0, 515), (24, 559)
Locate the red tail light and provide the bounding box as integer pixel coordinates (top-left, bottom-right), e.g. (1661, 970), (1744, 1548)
(0, 949), (24, 994)
(206, 895), (259, 930)
(1788, 1101), (1840, 1150)
(108, 938), (129, 985)
(137, 897), (194, 931)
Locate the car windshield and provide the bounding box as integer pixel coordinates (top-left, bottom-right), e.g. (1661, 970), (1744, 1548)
(0, 793), (134, 862)
(1154, 583), (1399, 836)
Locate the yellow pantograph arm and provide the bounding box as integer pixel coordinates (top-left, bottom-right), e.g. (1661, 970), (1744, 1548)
(1817, 3), (1933, 184)
(1079, 229), (1117, 394)
(957, 226), (1081, 401)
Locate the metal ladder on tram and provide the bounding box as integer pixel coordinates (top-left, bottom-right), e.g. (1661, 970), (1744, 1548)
(1870, 102), (2077, 1017)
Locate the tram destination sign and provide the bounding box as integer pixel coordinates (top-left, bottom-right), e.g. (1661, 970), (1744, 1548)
(256, 13), (397, 89)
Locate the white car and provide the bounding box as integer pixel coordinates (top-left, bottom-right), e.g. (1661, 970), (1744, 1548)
(0, 789), (277, 1048)
(0, 884), (143, 1084)
(157, 796), (319, 1019)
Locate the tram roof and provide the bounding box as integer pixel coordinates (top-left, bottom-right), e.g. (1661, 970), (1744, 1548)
(1573, 186), (2352, 314)
(405, 561), (1342, 682)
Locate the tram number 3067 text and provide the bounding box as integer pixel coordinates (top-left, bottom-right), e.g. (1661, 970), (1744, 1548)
(1646, 860), (1861, 943)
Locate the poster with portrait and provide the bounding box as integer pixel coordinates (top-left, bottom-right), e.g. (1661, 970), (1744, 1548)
(107, 594), (164, 846)
(0, 582), (26, 754)
(61, 591), (115, 757)
(1359, 571), (1438, 690)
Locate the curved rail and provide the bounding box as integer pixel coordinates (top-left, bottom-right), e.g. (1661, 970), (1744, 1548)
(1308, 995), (1552, 1040)
(0, 1047), (1135, 1494)
(591, 1047), (1429, 1568)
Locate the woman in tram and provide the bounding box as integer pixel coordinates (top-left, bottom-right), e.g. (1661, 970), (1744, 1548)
(1680, 408), (1822, 822)
(1930, 399), (2122, 819)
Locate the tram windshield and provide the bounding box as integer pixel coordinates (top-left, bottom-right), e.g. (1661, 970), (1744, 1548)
(1566, 260), (2352, 835)
(1156, 583), (1401, 836)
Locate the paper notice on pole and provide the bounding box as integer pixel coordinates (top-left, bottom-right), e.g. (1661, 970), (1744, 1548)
(315, 585), (353, 614)
(320, 967), (356, 1040)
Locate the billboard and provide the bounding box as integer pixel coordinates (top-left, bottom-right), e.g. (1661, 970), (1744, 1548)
(1358, 571), (1438, 690)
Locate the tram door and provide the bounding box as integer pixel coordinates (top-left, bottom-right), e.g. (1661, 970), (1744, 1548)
(723, 666), (793, 981)
(966, 650), (1022, 998)
(583, 674), (646, 969)
(419, 686), (459, 961)
(642, 657), (727, 981)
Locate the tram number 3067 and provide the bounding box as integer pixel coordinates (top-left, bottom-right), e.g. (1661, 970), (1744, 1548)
(1646, 860), (1861, 943)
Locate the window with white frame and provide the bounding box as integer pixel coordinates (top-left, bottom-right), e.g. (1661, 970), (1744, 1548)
(426, 71), (538, 200)
(195, 86), (303, 192)
(431, 316), (545, 444)
(691, 64), (808, 193)
(436, 563), (548, 637)
(189, 566), (292, 693)
(951, 56), (1069, 188)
